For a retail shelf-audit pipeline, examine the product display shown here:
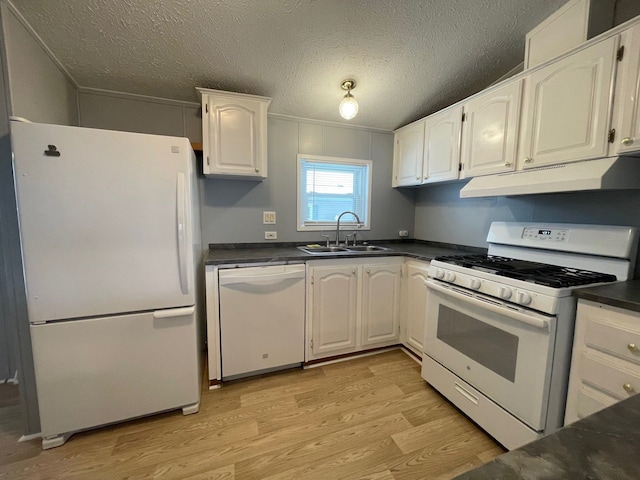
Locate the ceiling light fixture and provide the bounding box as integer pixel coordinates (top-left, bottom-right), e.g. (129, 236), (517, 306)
(339, 79), (358, 120)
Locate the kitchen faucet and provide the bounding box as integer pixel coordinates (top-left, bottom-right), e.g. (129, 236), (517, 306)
(335, 211), (361, 246)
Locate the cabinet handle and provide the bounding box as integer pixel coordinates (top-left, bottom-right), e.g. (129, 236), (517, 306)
(416, 176), (420, 180)
(366, 269), (371, 274)
(255, 168), (260, 173)
(622, 137), (634, 146)
(628, 343), (638, 352)
(504, 162), (511, 167)
(523, 157), (533, 163)
(623, 383), (635, 394)
(352, 269), (356, 275)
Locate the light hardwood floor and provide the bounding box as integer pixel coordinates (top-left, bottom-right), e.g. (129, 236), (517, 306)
(0, 350), (504, 479)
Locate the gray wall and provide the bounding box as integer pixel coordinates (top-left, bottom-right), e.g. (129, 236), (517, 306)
(414, 182), (640, 275)
(76, 92), (416, 245)
(201, 117), (415, 245)
(0, 2), (40, 435)
(616, 0), (640, 25)
(79, 90), (201, 143)
(1, 2), (77, 125)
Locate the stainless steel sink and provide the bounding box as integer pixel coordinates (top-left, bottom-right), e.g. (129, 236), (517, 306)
(345, 245), (392, 252)
(297, 245), (393, 255)
(297, 246), (350, 255)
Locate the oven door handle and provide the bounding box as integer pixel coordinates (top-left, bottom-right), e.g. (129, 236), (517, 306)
(426, 280), (550, 331)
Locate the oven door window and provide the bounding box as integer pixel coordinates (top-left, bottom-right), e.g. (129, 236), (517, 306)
(437, 305), (518, 382)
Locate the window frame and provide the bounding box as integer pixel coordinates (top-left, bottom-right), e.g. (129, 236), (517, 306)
(296, 154), (372, 232)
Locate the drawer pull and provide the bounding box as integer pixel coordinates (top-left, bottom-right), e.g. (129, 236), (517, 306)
(628, 343), (639, 352)
(454, 382), (479, 405)
(623, 383), (635, 394)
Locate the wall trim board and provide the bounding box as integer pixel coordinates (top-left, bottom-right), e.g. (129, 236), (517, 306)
(4, 0), (78, 90)
(80, 88), (393, 135)
(78, 86), (200, 108)
(268, 112), (393, 134)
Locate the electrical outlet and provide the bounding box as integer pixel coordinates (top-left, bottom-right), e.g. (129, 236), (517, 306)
(263, 211), (276, 224)
(265, 231), (277, 240)
(398, 230), (409, 237)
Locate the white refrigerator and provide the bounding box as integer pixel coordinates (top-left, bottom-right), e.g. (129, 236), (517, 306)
(11, 121), (202, 449)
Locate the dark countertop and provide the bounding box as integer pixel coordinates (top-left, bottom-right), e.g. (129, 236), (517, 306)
(455, 393), (640, 480)
(574, 279), (640, 314)
(204, 240), (486, 266)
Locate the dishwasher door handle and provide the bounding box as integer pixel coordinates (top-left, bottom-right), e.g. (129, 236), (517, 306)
(218, 270), (305, 286)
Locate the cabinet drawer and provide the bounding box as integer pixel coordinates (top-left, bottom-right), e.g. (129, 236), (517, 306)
(575, 384), (618, 421)
(581, 351), (640, 399)
(584, 316), (640, 364)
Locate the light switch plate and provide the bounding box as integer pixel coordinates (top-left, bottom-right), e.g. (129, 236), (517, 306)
(263, 211), (276, 224)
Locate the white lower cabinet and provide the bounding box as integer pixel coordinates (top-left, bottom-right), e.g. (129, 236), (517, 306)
(306, 258), (403, 361)
(361, 264), (402, 347)
(401, 260), (430, 357)
(565, 299), (640, 425)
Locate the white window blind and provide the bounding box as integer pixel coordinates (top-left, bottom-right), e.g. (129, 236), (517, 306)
(297, 155), (371, 231)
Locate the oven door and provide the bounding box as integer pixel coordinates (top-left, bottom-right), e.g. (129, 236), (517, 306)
(424, 279), (556, 431)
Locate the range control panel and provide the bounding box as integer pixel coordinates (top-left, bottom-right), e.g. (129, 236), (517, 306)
(522, 227), (569, 242)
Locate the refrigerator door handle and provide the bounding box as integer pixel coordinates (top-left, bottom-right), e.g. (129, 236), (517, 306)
(176, 173), (189, 295)
(153, 306), (195, 319)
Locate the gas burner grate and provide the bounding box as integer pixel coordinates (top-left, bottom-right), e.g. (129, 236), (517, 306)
(434, 255), (617, 288)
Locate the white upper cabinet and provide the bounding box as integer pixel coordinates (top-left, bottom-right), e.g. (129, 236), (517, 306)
(461, 79), (523, 178)
(518, 35), (617, 169)
(392, 121), (425, 187)
(197, 88), (271, 180)
(612, 23), (640, 156)
(392, 105), (463, 187)
(423, 104), (463, 183)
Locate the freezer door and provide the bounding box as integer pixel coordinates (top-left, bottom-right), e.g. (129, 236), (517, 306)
(11, 122), (196, 322)
(30, 309), (200, 438)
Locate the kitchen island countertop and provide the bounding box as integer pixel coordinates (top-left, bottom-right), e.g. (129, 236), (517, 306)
(455, 391), (640, 480)
(204, 240), (485, 266)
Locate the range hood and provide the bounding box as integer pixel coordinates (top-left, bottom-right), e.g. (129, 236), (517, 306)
(460, 157), (640, 198)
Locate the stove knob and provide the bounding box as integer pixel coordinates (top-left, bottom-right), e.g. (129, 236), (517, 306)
(470, 278), (481, 290)
(498, 286), (512, 299)
(444, 272), (456, 282)
(433, 269), (445, 279)
(516, 291), (532, 305)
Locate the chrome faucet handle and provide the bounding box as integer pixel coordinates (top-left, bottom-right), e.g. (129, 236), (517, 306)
(320, 234), (331, 247)
(344, 233), (354, 246)
(351, 232), (357, 246)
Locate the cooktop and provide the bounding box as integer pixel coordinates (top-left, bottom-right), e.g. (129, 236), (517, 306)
(434, 254), (617, 288)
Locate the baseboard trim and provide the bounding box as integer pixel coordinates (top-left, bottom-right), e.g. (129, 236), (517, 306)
(303, 345), (402, 368)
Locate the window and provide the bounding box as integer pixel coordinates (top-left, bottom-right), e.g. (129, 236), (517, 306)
(297, 154), (372, 231)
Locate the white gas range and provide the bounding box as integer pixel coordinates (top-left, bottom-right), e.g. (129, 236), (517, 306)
(421, 222), (639, 450)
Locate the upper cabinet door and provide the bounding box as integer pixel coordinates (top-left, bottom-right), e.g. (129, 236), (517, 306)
(518, 36), (617, 169)
(612, 23), (640, 156)
(198, 88), (271, 180)
(423, 105), (463, 183)
(461, 79), (523, 178)
(392, 121), (425, 187)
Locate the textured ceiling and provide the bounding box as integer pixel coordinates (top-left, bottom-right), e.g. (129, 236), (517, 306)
(10, 0), (567, 130)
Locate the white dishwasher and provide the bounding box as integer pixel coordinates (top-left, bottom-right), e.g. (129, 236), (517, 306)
(218, 264), (305, 379)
